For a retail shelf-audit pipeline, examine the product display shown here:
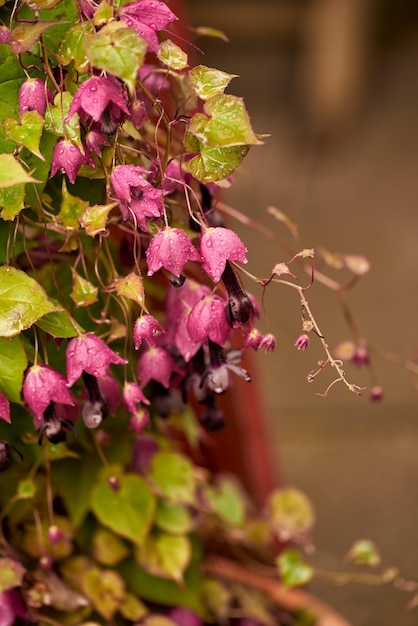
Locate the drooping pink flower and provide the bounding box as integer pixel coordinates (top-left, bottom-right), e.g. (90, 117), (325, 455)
(129, 407), (150, 437)
(146, 227), (201, 278)
(23, 365), (76, 429)
(66, 333), (127, 387)
(50, 139), (85, 184)
(163, 281), (211, 361)
(110, 164), (164, 229)
(119, 0), (178, 52)
(67, 76), (129, 124)
(123, 382), (150, 414)
(199, 227), (248, 283)
(0, 391), (10, 424)
(134, 314), (165, 349)
(19, 78), (50, 116)
(294, 334), (310, 351)
(0, 589), (28, 626)
(84, 130), (109, 158)
(187, 294), (230, 346)
(244, 329), (276, 352)
(137, 346), (176, 388)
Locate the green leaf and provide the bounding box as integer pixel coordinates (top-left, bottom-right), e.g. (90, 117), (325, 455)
(0, 154), (40, 188)
(44, 92), (81, 149)
(9, 21), (64, 55)
(186, 141), (249, 183)
(92, 528), (130, 566)
(201, 577), (232, 621)
(0, 558), (26, 592)
(188, 65), (237, 100)
(135, 531), (191, 583)
(57, 179), (89, 230)
(85, 25), (147, 94)
(84, 567), (126, 620)
(117, 542), (203, 614)
(206, 476), (247, 527)
(3, 111), (45, 160)
(36, 309), (81, 338)
(24, 132), (58, 209)
(276, 549), (314, 588)
(0, 336), (27, 404)
(346, 539), (382, 567)
(57, 22), (94, 72)
(0, 44), (25, 154)
(0, 183), (25, 220)
(268, 488), (315, 540)
(149, 451), (196, 504)
(157, 39), (188, 70)
(120, 591), (148, 621)
(114, 272), (144, 308)
(91, 473), (155, 547)
(79, 202), (118, 236)
(189, 94), (261, 147)
(0, 266), (58, 338)
(16, 477), (36, 500)
(70, 270), (98, 307)
(155, 500), (194, 535)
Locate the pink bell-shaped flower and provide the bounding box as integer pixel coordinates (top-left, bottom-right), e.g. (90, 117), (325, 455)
(23, 364), (76, 429)
(123, 382), (150, 414)
(137, 347), (176, 388)
(187, 294), (230, 347)
(129, 407), (150, 437)
(110, 164), (164, 229)
(67, 76), (129, 124)
(50, 139), (85, 184)
(146, 227), (201, 279)
(134, 314), (165, 349)
(119, 0), (178, 53)
(19, 77), (50, 116)
(66, 333), (127, 387)
(199, 227), (248, 283)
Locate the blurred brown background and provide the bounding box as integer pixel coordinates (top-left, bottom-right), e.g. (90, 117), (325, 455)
(185, 1), (418, 624)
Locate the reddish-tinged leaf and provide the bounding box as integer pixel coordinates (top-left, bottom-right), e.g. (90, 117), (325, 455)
(9, 21), (64, 55)
(79, 202), (117, 236)
(0, 558), (26, 592)
(114, 272), (145, 307)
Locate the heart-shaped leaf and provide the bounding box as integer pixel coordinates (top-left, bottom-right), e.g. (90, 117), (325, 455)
(9, 21), (63, 55)
(276, 549), (314, 588)
(135, 531), (191, 583)
(189, 94), (261, 147)
(0, 266), (58, 338)
(0, 558), (26, 592)
(0, 336), (27, 404)
(149, 451), (195, 504)
(57, 179), (89, 230)
(79, 202), (118, 236)
(0, 183), (25, 220)
(114, 272), (144, 308)
(0, 154), (40, 189)
(155, 500), (194, 535)
(91, 473), (155, 546)
(188, 65), (237, 100)
(185, 140), (249, 183)
(157, 39), (188, 71)
(85, 25), (147, 94)
(3, 111), (44, 160)
(70, 270), (98, 307)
